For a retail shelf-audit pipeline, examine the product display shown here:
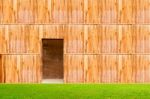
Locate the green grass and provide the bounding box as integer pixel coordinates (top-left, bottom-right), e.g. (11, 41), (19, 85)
(0, 84), (150, 99)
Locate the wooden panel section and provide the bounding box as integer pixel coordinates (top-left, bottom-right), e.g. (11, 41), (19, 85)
(118, 0), (135, 24)
(135, 0), (150, 23)
(84, 0), (101, 23)
(1, 0), (17, 23)
(84, 25), (101, 53)
(101, 25), (118, 53)
(18, 0), (35, 23)
(35, 0), (52, 23)
(68, 0), (84, 23)
(41, 25), (64, 39)
(134, 25), (150, 53)
(1, 0), (150, 24)
(118, 55), (134, 83)
(0, 26), (7, 53)
(6, 25), (41, 53)
(101, 0), (118, 23)
(51, 0), (68, 23)
(3, 55), (41, 83)
(0, 55), (2, 83)
(119, 25), (135, 53)
(84, 55), (99, 83)
(64, 55), (84, 83)
(100, 55), (118, 83)
(64, 25), (84, 53)
(134, 55), (150, 83)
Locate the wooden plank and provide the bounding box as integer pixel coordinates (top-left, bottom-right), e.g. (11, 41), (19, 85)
(84, 55), (98, 83)
(0, 25), (7, 53)
(64, 54), (84, 83)
(35, 0), (52, 23)
(84, 0), (101, 23)
(134, 25), (150, 53)
(64, 25), (84, 53)
(0, 0), (2, 23)
(84, 25), (101, 53)
(134, 55), (150, 83)
(118, 25), (134, 53)
(42, 25), (64, 39)
(2, 0), (17, 23)
(68, 0), (84, 23)
(51, 0), (68, 23)
(135, 0), (150, 23)
(0, 55), (2, 83)
(3, 55), (41, 83)
(18, 0), (35, 23)
(101, 25), (118, 53)
(118, 0), (135, 24)
(101, 55), (118, 83)
(101, 0), (118, 23)
(118, 55), (133, 83)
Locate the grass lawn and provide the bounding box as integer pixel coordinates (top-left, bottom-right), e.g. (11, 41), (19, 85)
(0, 84), (150, 99)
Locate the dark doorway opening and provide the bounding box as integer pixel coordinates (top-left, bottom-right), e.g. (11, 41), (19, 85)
(42, 39), (63, 83)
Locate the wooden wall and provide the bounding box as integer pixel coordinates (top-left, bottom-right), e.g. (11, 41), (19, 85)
(0, 0), (150, 83)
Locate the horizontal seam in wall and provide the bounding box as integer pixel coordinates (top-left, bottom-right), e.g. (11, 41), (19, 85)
(0, 23), (150, 25)
(64, 53), (150, 55)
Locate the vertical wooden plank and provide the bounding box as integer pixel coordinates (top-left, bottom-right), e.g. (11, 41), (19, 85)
(84, 0), (101, 23)
(134, 25), (150, 53)
(118, 55), (134, 83)
(42, 25), (64, 39)
(2, 0), (17, 23)
(64, 55), (84, 83)
(51, 0), (68, 23)
(35, 0), (52, 23)
(8, 25), (18, 53)
(0, 0), (2, 23)
(84, 55), (99, 83)
(134, 55), (150, 83)
(0, 25), (7, 53)
(68, 0), (84, 23)
(0, 55), (2, 83)
(101, 0), (118, 23)
(3, 55), (41, 83)
(118, 25), (135, 53)
(118, 0), (135, 24)
(135, 0), (150, 23)
(18, 0), (35, 23)
(84, 25), (101, 53)
(101, 25), (118, 53)
(101, 55), (118, 83)
(64, 25), (84, 54)
(4, 55), (19, 83)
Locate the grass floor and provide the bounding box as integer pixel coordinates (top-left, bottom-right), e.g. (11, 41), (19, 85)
(0, 84), (150, 99)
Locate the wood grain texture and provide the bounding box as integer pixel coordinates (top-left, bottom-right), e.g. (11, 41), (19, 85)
(119, 25), (134, 53)
(64, 55), (84, 83)
(84, 55), (99, 83)
(118, 0), (135, 24)
(134, 55), (150, 83)
(0, 0), (150, 24)
(64, 25), (84, 54)
(118, 55), (133, 83)
(101, 55), (118, 83)
(134, 25), (150, 53)
(135, 0), (150, 23)
(101, 25), (118, 53)
(2, 55), (41, 83)
(84, 25), (101, 53)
